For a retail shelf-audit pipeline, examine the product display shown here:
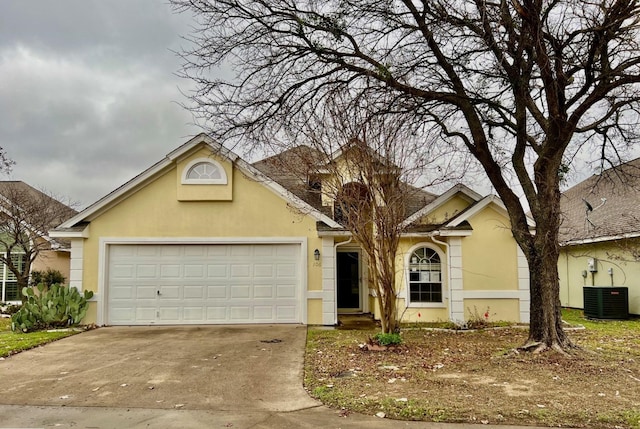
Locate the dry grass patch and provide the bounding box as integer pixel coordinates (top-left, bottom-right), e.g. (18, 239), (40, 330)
(305, 311), (640, 428)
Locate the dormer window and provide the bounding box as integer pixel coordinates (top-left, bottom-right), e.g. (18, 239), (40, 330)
(181, 158), (228, 185)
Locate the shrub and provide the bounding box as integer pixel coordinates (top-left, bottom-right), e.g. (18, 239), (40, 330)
(373, 332), (403, 346)
(30, 269), (66, 288)
(11, 284), (94, 332)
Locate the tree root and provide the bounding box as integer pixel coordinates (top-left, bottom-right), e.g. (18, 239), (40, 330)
(517, 339), (579, 355)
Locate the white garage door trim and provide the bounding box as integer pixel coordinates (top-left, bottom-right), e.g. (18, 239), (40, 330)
(97, 237), (308, 325)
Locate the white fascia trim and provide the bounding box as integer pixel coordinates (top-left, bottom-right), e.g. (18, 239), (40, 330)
(317, 230), (352, 237)
(400, 230), (473, 238)
(49, 228), (89, 239)
(438, 230), (473, 237)
(401, 184), (483, 227)
(98, 236), (309, 326)
(561, 231), (640, 246)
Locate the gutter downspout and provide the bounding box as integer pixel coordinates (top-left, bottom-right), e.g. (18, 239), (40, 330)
(333, 237), (353, 325)
(430, 234), (452, 321)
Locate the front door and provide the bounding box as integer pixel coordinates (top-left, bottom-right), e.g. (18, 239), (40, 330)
(337, 251), (360, 311)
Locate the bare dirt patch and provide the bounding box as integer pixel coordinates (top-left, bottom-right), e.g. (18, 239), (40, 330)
(305, 316), (640, 428)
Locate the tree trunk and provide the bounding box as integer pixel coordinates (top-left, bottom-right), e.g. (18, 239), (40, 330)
(522, 200), (574, 352)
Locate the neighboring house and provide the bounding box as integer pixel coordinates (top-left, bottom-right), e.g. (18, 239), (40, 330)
(0, 181), (76, 302)
(50, 134), (530, 326)
(559, 159), (640, 315)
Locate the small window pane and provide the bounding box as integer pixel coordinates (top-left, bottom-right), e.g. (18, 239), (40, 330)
(5, 282), (19, 301)
(187, 162), (222, 180)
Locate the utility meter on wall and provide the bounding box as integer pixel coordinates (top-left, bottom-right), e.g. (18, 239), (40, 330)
(587, 258), (598, 273)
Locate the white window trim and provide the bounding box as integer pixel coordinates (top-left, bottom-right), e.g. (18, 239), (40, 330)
(1, 251), (26, 303)
(181, 158), (228, 185)
(404, 243), (447, 308)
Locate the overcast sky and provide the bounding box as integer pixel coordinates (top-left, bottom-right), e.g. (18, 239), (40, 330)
(0, 1), (203, 208)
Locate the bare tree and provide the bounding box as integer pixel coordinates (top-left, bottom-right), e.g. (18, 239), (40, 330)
(172, 0), (640, 352)
(0, 182), (77, 297)
(255, 99), (463, 333)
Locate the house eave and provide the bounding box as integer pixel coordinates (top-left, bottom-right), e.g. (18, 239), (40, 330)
(49, 228), (90, 239)
(561, 231), (640, 247)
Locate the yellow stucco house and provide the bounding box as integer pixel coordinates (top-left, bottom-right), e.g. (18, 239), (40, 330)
(559, 159), (640, 316)
(50, 134), (530, 326)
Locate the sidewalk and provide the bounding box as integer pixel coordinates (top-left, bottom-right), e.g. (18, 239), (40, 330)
(0, 404), (557, 429)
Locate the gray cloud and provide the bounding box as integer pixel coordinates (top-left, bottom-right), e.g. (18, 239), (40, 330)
(0, 0), (201, 208)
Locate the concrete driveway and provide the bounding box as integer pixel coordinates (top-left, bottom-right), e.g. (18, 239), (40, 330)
(0, 325), (318, 412)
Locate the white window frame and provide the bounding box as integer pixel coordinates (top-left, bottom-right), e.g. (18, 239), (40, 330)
(1, 252), (26, 302)
(181, 158), (228, 185)
(405, 243), (446, 308)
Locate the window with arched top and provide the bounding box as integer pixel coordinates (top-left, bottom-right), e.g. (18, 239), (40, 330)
(408, 246), (443, 303)
(181, 158), (227, 185)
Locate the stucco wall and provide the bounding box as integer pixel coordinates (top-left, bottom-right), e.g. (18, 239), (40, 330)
(559, 239), (640, 315)
(461, 207), (518, 292)
(31, 249), (71, 282)
(79, 149), (325, 324)
(418, 195), (469, 224)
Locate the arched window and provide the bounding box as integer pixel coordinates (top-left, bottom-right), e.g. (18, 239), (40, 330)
(408, 246), (442, 303)
(181, 158), (227, 185)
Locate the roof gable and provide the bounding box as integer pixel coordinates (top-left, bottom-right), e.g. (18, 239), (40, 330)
(401, 184), (482, 227)
(55, 134), (341, 231)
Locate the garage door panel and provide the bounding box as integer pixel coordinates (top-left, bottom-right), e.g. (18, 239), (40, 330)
(160, 265), (181, 278)
(184, 264), (205, 278)
(136, 307), (156, 321)
(111, 264), (135, 279)
(207, 265), (227, 277)
(253, 306), (274, 320)
(276, 285), (296, 298)
(160, 246), (181, 257)
(277, 264), (297, 277)
(160, 285), (181, 299)
(137, 246), (161, 257)
(110, 285), (134, 299)
(254, 264), (274, 277)
(276, 306), (296, 320)
(230, 306), (251, 320)
(231, 264), (251, 277)
(254, 285), (274, 298)
(207, 285), (227, 299)
(108, 243), (301, 325)
(184, 285), (204, 299)
(136, 286), (157, 299)
(206, 307), (227, 320)
(231, 285), (251, 299)
(183, 307), (204, 321)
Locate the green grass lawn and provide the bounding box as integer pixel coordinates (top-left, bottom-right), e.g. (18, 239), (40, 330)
(0, 317), (80, 358)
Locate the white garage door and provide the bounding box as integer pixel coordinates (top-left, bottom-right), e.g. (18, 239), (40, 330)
(107, 243), (302, 325)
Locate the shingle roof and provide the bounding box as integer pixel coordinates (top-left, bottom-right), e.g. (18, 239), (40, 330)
(251, 146), (438, 223)
(559, 158), (640, 243)
(0, 181), (77, 231)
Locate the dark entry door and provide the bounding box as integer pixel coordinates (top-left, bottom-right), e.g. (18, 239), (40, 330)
(337, 252), (360, 310)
